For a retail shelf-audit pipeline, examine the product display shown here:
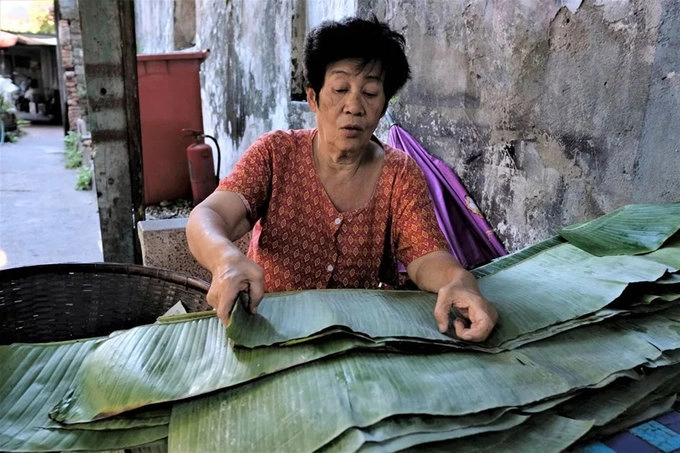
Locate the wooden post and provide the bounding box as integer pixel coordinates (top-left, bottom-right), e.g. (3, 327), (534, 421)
(78, 0), (144, 263)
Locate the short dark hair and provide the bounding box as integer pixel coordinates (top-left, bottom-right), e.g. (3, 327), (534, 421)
(303, 16), (411, 114)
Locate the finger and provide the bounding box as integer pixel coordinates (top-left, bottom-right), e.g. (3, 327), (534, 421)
(433, 297), (453, 333)
(454, 316), (494, 342)
(206, 292), (218, 310)
(216, 296), (237, 326)
(244, 267), (265, 313)
(213, 285), (239, 326)
(248, 283), (265, 313)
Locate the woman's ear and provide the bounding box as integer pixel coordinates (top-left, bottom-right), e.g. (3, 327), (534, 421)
(306, 88), (318, 113)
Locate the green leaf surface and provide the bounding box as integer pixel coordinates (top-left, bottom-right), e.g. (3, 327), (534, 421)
(590, 394), (679, 440)
(228, 242), (675, 351)
(51, 314), (377, 424)
(0, 340), (167, 452)
(168, 307), (680, 453)
(8, 204), (680, 452)
(347, 412), (530, 452)
(557, 363), (680, 438)
(471, 235), (565, 278)
(52, 241), (679, 428)
(558, 202), (680, 256)
(415, 413), (594, 452)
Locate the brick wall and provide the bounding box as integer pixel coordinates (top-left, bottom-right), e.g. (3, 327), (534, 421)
(58, 13), (86, 132)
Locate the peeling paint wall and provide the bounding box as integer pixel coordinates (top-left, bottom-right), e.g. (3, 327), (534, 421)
(134, 0), (680, 252)
(135, 0), (174, 54)
(192, 0), (292, 172)
(191, 0), (354, 173)
(373, 0), (679, 250)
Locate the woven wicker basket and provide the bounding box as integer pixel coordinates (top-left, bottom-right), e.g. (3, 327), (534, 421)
(0, 263), (211, 345)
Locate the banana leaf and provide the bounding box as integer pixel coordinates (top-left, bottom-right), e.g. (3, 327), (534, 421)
(117, 438), (168, 453)
(325, 392), (581, 451)
(50, 313), (378, 424)
(227, 289), (446, 347)
(0, 340), (168, 452)
(6, 204), (680, 452)
(227, 241), (676, 350)
(641, 237), (680, 267)
(51, 235), (680, 426)
(658, 273), (680, 283)
(593, 394), (679, 439)
(556, 363), (680, 441)
(412, 413), (595, 452)
(615, 288), (680, 308)
(43, 408), (170, 431)
(558, 202), (680, 256)
(322, 411), (528, 452)
(471, 235), (565, 278)
(334, 412), (531, 452)
(168, 307), (680, 452)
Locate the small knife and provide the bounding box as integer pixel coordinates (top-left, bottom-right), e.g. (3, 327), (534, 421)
(236, 290), (252, 314)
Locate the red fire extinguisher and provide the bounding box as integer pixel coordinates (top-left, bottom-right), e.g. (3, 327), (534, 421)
(183, 129), (221, 205)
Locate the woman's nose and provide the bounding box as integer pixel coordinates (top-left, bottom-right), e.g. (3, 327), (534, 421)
(344, 91), (364, 115)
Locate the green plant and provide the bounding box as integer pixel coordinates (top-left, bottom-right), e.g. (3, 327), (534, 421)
(4, 131), (19, 143)
(75, 164), (93, 190)
(64, 131), (82, 169)
(0, 98), (23, 143)
(5, 119), (29, 143)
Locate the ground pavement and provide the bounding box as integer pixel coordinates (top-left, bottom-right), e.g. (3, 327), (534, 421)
(0, 124), (103, 269)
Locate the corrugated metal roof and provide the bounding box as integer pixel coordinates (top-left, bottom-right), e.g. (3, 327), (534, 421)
(0, 30), (56, 47)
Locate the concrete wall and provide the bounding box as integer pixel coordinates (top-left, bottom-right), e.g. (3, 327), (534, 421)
(134, 0), (175, 54)
(138, 218), (250, 282)
(376, 0), (680, 250)
(134, 0), (680, 253)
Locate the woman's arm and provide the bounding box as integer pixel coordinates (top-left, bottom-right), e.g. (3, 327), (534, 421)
(186, 191), (265, 325)
(407, 250), (498, 342)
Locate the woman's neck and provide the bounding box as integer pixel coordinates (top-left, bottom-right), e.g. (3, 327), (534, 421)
(313, 136), (377, 177)
(312, 135), (385, 212)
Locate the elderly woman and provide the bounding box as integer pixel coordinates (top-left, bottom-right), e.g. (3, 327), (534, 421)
(186, 16), (498, 341)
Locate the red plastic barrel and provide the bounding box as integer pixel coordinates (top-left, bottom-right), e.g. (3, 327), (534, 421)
(137, 50), (210, 205)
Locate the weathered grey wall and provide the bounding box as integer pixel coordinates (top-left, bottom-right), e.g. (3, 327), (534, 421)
(372, 0), (680, 250)
(134, 0), (680, 252)
(192, 0), (354, 171)
(195, 0), (291, 171)
(135, 0), (174, 54)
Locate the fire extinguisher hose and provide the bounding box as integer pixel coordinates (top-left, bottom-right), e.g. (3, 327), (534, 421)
(202, 134), (221, 183)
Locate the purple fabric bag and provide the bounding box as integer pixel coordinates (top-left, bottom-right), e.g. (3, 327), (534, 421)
(388, 123), (507, 269)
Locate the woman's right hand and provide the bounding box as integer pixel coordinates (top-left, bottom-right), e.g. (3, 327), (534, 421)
(186, 190), (263, 327)
(207, 250), (265, 326)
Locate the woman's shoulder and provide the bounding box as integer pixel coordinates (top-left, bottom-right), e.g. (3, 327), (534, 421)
(257, 128), (314, 145)
(249, 129), (313, 157)
(382, 142), (419, 173)
(246, 129), (314, 170)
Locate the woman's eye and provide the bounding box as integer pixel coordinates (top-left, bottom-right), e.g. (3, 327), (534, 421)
(334, 89), (348, 93)
(364, 92), (378, 98)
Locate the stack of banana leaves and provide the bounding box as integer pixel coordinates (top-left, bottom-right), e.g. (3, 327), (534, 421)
(2, 202), (680, 452)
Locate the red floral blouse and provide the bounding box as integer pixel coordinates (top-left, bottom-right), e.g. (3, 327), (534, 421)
(217, 129), (448, 292)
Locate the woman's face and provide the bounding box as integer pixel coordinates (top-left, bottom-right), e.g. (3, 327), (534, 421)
(307, 58), (385, 156)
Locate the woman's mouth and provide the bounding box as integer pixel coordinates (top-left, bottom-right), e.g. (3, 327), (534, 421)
(341, 125), (363, 137)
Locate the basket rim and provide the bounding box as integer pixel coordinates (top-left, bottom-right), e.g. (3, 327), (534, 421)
(0, 262), (210, 293)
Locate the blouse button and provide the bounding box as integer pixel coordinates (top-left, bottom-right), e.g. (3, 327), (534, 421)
(326, 264), (334, 272)
(334, 217), (342, 225)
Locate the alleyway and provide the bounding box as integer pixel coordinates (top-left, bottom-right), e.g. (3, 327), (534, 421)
(0, 124), (103, 269)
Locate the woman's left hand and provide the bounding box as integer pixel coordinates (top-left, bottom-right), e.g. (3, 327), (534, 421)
(407, 250), (498, 342)
(433, 282), (498, 342)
